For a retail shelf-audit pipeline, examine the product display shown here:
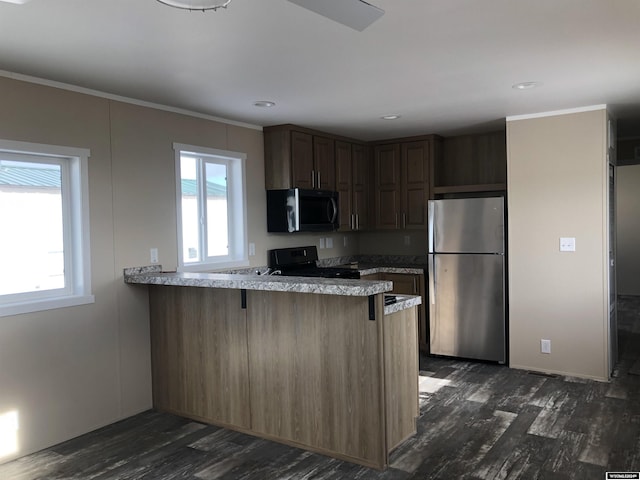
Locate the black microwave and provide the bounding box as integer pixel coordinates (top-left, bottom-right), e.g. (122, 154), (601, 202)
(267, 189), (339, 233)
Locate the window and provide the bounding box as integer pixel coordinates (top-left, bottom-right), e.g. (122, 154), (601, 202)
(175, 143), (248, 271)
(0, 139), (93, 317)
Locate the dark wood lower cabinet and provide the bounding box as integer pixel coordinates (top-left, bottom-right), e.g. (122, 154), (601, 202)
(148, 285), (418, 470)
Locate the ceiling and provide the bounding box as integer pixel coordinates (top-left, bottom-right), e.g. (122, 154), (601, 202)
(1, 0), (639, 141)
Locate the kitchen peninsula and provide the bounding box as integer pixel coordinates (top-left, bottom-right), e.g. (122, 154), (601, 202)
(124, 266), (421, 470)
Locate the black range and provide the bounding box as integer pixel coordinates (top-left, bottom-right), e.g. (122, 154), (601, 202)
(267, 246), (360, 279)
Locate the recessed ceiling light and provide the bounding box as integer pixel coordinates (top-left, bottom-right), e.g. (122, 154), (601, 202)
(381, 114), (401, 120)
(253, 101), (276, 108)
(512, 81), (542, 90)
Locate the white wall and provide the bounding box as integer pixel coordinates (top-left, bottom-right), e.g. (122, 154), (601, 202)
(0, 76), (358, 463)
(0, 77), (121, 462)
(616, 164), (640, 296)
(507, 107), (610, 381)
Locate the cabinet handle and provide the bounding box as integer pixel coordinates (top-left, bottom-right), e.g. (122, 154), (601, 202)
(350, 214), (354, 230)
(403, 213), (407, 228)
(317, 171), (321, 189)
(356, 214), (360, 231)
(395, 213), (398, 228)
(311, 171), (315, 188)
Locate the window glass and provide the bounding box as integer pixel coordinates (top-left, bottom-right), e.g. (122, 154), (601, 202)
(0, 139), (93, 317)
(205, 161), (228, 258)
(175, 144), (247, 271)
(180, 156), (199, 263)
(0, 159), (65, 296)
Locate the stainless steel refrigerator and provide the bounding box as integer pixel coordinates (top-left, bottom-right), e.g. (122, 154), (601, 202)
(427, 197), (506, 363)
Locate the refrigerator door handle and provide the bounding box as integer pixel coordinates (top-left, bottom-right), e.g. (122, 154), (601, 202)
(428, 254), (436, 305)
(427, 201), (435, 253)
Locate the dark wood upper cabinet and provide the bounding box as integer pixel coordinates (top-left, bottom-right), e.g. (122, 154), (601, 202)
(374, 143), (402, 229)
(265, 125), (506, 233)
(374, 137), (437, 230)
(401, 140), (430, 229)
(335, 140), (353, 231)
(264, 125), (335, 191)
(290, 131), (314, 189)
(434, 131), (506, 194)
(313, 135), (335, 190)
(351, 143), (370, 231)
(337, 141), (370, 231)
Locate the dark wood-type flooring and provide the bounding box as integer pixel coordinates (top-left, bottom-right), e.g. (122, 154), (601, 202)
(2, 296), (640, 479)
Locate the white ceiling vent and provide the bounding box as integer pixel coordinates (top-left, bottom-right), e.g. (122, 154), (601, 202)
(287, 0), (384, 32)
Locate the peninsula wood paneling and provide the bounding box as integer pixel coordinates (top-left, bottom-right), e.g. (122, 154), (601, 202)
(383, 306), (419, 450)
(246, 291), (388, 468)
(149, 286), (250, 428)
(148, 286), (419, 470)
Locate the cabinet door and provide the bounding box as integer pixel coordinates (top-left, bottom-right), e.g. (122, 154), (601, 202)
(335, 140), (353, 231)
(149, 286), (251, 428)
(402, 140), (430, 229)
(313, 135), (336, 190)
(291, 131), (314, 189)
(374, 144), (401, 229)
(352, 143), (369, 230)
(436, 131), (506, 192)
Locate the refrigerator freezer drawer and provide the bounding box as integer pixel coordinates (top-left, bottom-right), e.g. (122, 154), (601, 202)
(428, 197), (504, 254)
(429, 253), (505, 362)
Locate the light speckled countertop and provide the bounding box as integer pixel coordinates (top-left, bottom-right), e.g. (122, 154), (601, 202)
(124, 266), (392, 297)
(123, 263), (422, 313)
(346, 264), (425, 276)
(383, 294), (422, 315)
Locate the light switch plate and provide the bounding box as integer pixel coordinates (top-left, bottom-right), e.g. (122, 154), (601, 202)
(541, 339), (551, 354)
(248, 243), (255, 256)
(150, 248), (159, 264)
(559, 237), (576, 252)
(319, 238), (326, 249)
(326, 237), (333, 249)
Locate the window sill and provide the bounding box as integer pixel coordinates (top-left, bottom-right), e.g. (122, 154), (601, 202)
(0, 294), (95, 318)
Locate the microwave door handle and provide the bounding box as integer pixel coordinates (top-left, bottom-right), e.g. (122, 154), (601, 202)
(328, 197), (338, 223)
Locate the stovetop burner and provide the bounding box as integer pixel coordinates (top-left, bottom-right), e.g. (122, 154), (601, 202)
(267, 246), (360, 279)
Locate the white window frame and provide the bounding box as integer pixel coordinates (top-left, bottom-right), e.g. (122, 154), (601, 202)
(174, 143), (248, 271)
(0, 139), (94, 317)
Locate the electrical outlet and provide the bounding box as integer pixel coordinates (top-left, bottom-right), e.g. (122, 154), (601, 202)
(343, 236), (348, 247)
(541, 339), (551, 354)
(150, 248), (159, 264)
(559, 237), (576, 252)
(319, 238), (326, 249)
(404, 235), (411, 246)
(326, 237), (333, 249)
